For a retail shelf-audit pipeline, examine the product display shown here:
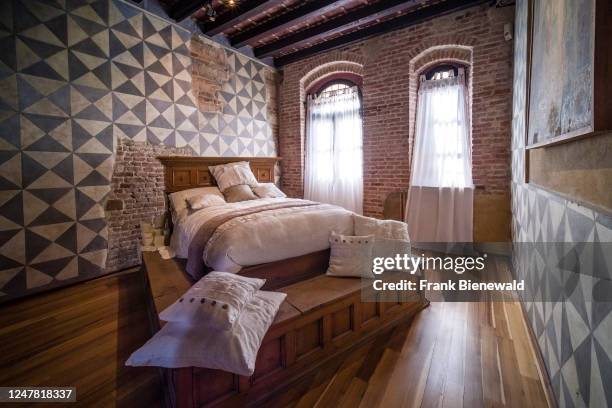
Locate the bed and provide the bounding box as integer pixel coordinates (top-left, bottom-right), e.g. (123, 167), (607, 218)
(171, 197), (353, 273)
(149, 156), (428, 407)
(158, 156), (353, 287)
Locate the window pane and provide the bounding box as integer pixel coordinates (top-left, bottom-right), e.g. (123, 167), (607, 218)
(411, 77), (473, 188)
(305, 85), (364, 213)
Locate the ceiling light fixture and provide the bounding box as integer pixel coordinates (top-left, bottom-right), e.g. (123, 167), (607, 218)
(224, 0), (239, 9)
(195, 0), (240, 24)
(197, 1), (217, 22)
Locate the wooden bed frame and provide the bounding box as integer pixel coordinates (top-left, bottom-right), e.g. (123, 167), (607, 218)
(151, 156), (428, 407)
(157, 155), (330, 286)
(157, 156), (278, 193)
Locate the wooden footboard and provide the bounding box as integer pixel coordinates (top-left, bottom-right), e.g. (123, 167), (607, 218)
(237, 249), (330, 289)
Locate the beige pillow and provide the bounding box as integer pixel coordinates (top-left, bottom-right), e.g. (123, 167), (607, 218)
(223, 185), (258, 203)
(353, 215), (409, 240)
(158, 271), (266, 330)
(187, 194), (226, 210)
(354, 215), (411, 262)
(209, 162), (258, 192)
(126, 291), (286, 376)
(326, 232), (374, 278)
(252, 183), (286, 198)
(169, 187), (224, 221)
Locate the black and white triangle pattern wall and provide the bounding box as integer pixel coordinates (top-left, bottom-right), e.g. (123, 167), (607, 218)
(200, 51), (276, 157)
(0, 0), (278, 302)
(511, 1), (612, 407)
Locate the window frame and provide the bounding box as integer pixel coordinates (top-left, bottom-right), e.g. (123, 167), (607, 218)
(306, 73), (363, 96)
(413, 62), (473, 188)
(424, 63), (460, 80)
(305, 74), (364, 122)
(304, 73), (364, 179)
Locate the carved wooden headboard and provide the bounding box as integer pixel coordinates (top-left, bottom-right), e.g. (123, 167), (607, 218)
(157, 156), (281, 193)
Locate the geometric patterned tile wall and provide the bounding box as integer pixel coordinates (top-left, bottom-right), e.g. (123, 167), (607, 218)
(511, 1), (612, 406)
(0, 0), (278, 302)
(199, 51), (277, 157)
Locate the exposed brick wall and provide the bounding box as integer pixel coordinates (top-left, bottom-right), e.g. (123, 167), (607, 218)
(278, 4), (515, 239)
(105, 140), (195, 272)
(265, 69), (280, 148)
(190, 36), (230, 112)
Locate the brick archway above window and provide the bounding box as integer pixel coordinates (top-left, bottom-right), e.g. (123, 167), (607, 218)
(410, 45), (473, 74)
(300, 59), (364, 95)
(307, 72), (363, 95)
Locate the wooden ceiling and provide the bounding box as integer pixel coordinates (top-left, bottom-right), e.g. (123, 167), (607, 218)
(165, 0), (493, 66)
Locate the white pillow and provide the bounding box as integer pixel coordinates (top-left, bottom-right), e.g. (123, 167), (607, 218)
(354, 214), (409, 240)
(169, 187), (224, 221)
(326, 232), (374, 278)
(208, 162), (258, 192)
(252, 183), (286, 199)
(126, 291), (286, 376)
(354, 215), (411, 261)
(159, 272), (265, 330)
(187, 194), (226, 210)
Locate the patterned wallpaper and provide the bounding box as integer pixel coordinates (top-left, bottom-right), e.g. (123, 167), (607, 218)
(511, 1), (612, 406)
(0, 0), (277, 302)
(199, 53), (277, 157)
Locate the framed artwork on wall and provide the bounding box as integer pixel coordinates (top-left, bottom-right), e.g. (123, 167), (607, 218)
(526, 0), (611, 149)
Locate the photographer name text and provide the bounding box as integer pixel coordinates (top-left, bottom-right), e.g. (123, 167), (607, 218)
(373, 279), (525, 292)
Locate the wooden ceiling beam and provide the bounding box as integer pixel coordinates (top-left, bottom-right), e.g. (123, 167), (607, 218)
(169, 0), (207, 22)
(200, 0), (285, 37)
(230, 0), (354, 48)
(254, 0), (430, 59)
(273, 0), (490, 66)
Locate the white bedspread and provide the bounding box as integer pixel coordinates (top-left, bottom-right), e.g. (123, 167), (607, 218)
(170, 198), (354, 272)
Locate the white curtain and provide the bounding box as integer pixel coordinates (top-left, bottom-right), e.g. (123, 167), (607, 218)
(305, 87), (363, 214)
(406, 70), (474, 242)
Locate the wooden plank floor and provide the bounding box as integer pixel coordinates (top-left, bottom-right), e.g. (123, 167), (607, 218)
(264, 300), (551, 408)
(0, 259), (551, 408)
(0, 269), (162, 408)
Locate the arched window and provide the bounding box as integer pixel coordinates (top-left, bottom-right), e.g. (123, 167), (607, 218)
(412, 64), (472, 188)
(424, 64), (460, 81)
(406, 63), (474, 242)
(304, 77), (363, 214)
(316, 81), (351, 96)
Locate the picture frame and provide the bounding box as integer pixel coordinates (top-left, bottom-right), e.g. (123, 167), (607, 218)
(525, 0), (611, 149)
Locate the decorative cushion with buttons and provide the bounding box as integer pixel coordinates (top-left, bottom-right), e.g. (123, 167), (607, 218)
(126, 290), (286, 375)
(326, 232), (375, 278)
(159, 271), (265, 330)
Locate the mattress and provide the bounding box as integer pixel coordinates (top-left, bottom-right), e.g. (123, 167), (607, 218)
(170, 198), (354, 274)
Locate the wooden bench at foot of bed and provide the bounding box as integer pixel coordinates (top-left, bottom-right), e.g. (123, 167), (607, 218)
(141, 252), (428, 408)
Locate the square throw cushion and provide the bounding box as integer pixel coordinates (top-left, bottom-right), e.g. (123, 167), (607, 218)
(187, 194), (226, 210)
(223, 184), (258, 203)
(159, 271), (265, 330)
(326, 232), (374, 278)
(354, 215), (409, 240)
(252, 183), (286, 199)
(208, 162), (258, 192)
(126, 291), (286, 376)
(169, 187), (224, 222)
(354, 215), (411, 262)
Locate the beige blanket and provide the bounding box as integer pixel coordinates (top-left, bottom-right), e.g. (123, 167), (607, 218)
(183, 198), (352, 278)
